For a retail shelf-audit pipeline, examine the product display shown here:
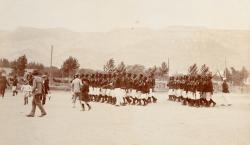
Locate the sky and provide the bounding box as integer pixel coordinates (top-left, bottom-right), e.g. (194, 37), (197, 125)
(0, 0), (250, 32)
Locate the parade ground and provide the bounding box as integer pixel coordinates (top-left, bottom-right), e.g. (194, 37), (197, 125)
(0, 90), (250, 145)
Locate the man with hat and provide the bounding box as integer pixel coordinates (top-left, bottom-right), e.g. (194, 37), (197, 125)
(71, 73), (84, 109)
(26, 70), (47, 117)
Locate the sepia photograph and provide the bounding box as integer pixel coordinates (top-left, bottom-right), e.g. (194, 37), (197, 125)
(0, 0), (250, 145)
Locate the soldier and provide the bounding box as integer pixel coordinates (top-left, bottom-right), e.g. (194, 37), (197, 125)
(136, 74), (144, 105)
(204, 75), (216, 107)
(167, 76), (174, 100)
(141, 76), (149, 106)
(199, 76), (207, 106)
(221, 77), (231, 106)
(80, 76), (91, 111)
(194, 75), (202, 107)
(71, 74), (83, 109)
(179, 76), (185, 102)
(0, 71), (10, 98)
(148, 75), (155, 97)
(120, 72), (127, 105)
(42, 74), (50, 105)
(182, 75), (189, 105)
(12, 75), (18, 96)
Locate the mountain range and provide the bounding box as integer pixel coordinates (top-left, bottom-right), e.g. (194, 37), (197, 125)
(0, 26), (249, 74)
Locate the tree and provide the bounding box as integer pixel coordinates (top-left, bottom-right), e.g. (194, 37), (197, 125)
(146, 65), (157, 77)
(27, 62), (44, 70)
(240, 66), (248, 82)
(41, 66), (63, 78)
(10, 59), (18, 75)
(61, 56), (80, 77)
(200, 64), (209, 76)
(188, 63), (198, 76)
(126, 64), (145, 74)
(116, 61), (126, 73)
(224, 67), (232, 82)
(159, 62), (169, 77)
(0, 58), (10, 67)
(78, 68), (96, 74)
(230, 67), (243, 85)
(10, 55), (27, 76)
(103, 58), (115, 72)
(17, 55), (28, 76)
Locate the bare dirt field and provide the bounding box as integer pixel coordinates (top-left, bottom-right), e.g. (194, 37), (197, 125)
(0, 90), (250, 145)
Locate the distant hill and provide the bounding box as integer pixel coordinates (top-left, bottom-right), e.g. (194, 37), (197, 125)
(0, 26), (249, 74)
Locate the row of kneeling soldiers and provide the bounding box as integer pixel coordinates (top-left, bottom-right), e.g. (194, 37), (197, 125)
(72, 72), (157, 107)
(167, 74), (216, 107)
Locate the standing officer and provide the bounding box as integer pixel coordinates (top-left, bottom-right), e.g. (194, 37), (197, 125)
(0, 71), (10, 98)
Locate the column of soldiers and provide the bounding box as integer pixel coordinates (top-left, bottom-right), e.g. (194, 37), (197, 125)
(167, 74), (216, 107)
(79, 72), (157, 106)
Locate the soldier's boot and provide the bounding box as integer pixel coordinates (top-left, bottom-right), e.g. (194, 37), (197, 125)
(87, 104), (91, 110)
(173, 95), (176, 101)
(205, 100), (210, 107)
(152, 96), (157, 103)
(122, 98), (127, 105)
(142, 99), (147, 106)
(131, 98), (135, 105)
(203, 99), (208, 107)
(182, 98), (187, 105)
(81, 104), (85, 111)
(107, 96), (111, 103)
(168, 95), (172, 100)
(210, 99), (216, 107)
(189, 99), (193, 106)
(24, 97), (26, 105)
(126, 97), (131, 104)
(138, 99), (142, 105)
(147, 97), (151, 103)
(113, 97), (117, 105)
(180, 96), (184, 102)
(101, 95), (105, 103)
(177, 96), (181, 102)
(26, 97), (28, 105)
(195, 99), (200, 107)
(190, 99), (194, 107)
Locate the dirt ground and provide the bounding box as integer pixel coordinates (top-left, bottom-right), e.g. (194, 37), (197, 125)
(0, 90), (250, 145)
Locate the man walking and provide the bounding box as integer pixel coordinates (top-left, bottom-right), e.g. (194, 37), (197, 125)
(42, 74), (50, 105)
(26, 70), (47, 117)
(12, 75), (18, 96)
(0, 71), (10, 98)
(71, 74), (83, 109)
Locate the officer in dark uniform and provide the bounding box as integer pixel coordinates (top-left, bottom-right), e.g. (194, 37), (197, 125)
(0, 72), (10, 98)
(81, 76), (91, 111)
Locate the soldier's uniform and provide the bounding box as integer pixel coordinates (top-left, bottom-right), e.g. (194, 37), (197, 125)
(221, 78), (231, 106)
(167, 77), (174, 100)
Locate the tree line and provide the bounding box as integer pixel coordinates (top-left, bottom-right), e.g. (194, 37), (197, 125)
(0, 56), (249, 86)
(187, 63), (249, 86)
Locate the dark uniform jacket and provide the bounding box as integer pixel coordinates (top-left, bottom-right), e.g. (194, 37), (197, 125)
(0, 76), (9, 88)
(222, 81), (229, 93)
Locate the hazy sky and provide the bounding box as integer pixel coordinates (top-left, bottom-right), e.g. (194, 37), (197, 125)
(0, 0), (250, 32)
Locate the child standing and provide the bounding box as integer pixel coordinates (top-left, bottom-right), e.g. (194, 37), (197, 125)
(21, 81), (32, 105)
